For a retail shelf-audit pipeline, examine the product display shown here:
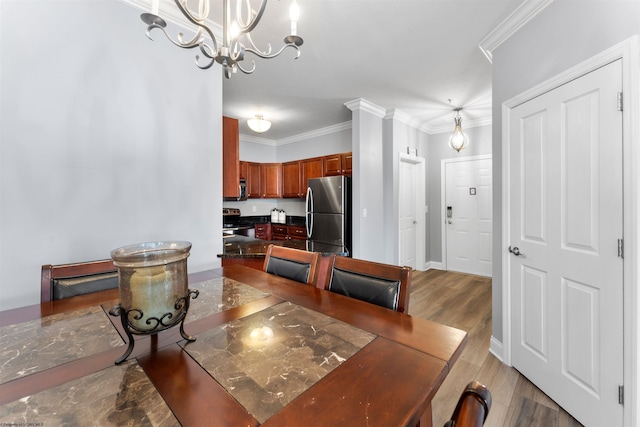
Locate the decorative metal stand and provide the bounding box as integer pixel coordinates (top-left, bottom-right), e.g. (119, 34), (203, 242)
(109, 289), (199, 364)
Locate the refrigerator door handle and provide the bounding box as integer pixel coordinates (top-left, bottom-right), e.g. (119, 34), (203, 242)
(306, 186), (314, 237)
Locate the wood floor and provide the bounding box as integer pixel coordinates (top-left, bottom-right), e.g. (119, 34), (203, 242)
(408, 269), (584, 427)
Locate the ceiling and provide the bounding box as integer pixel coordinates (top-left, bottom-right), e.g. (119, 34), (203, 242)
(219, 0), (528, 141)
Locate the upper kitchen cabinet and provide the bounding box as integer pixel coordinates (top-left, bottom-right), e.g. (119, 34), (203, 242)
(261, 163), (283, 198)
(323, 152), (352, 176)
(239, 160), (248, 180)
(282, 160), (302, 198)
(222, 117), (240, 199)
(246, 162), (261, 198)
(301, 157), (324, 193)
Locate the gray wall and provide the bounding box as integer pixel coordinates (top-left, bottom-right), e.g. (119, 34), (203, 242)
(491, 0), (640, 342)
(1, 0), (223, 310)
(428, 124), (492, 263)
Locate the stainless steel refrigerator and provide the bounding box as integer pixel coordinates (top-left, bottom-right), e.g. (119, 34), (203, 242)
(305, 176), (351, 256)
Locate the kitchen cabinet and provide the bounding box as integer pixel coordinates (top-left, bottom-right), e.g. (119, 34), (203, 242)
(261, 163), (282, 198)
(255, 223), (271, 240)
(271, 224), (307, 241)
(246, 162), (261, 198)
(288, 225), (307, 240)
(323, 152), (352, 176)
(282, 161), (302, 198)
(271, 224), (288, 240)
(239, 161), (248, 180)
(301, 157), (324, 196)
(222, 117), (240, 199)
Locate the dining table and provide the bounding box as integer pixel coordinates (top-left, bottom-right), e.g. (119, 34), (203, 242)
(0, 264), (467, 427)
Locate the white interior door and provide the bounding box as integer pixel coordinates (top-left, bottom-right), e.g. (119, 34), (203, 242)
(399, 160), (417, 269)
(444, 157), (492, 276)
(509, 60), (623, 427)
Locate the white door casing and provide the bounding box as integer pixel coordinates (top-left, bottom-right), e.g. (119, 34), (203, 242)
(508, 60), (623, 427)
(442, 155), (493, 277)
(399, 153), (425, 270)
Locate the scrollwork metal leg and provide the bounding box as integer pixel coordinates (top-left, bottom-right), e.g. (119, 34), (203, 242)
(108, 289), (199, 365)
(109, 304), (137, 365)
(179, 289), (199, 342)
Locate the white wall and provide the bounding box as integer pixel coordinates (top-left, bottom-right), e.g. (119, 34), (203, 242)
(491, 0), (640, 345)
(0, 0), (223, 310)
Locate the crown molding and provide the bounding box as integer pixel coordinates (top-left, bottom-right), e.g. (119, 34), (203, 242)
(239, 134), (277, 146)
(344, 98), (387, 118)
(427, 116), (492, 135)
(478, 0), (554, 63)
(240, 121), (353, 146)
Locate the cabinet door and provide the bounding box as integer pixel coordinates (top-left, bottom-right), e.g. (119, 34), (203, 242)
(301, 157), (324, 195)
(239, 161), (248, 180)
(282, 161), (302, 198)
(255, 224), (271, 240)
(261, 163), (282, 198)
(323, 154), (342, 176)
(342, 152), (352, 176)
(288, 226), (307, 240)
(247, 162), (262, 198)
(222, 117), (240, 198)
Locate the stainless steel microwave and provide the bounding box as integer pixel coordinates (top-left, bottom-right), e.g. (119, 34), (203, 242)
(238, 179), (247, 200)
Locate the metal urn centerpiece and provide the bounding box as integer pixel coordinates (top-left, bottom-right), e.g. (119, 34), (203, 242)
(109, 241), (198, 364)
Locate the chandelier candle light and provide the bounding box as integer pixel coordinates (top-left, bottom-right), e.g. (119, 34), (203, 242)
(140, 0), (303, 78)
(449, 108), (469, 152)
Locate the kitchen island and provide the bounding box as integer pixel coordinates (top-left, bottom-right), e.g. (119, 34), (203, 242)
(219, 236), (332, 287)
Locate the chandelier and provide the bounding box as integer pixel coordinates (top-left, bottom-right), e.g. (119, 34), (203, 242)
(449, 108), (469, 152)
(140, 0), (303, 78)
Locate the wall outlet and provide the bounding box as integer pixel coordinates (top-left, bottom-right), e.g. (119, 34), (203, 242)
(363, 208), (368, 218)
(252, 205), (257, 213)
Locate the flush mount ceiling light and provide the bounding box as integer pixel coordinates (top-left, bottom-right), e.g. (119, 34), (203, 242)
(247, 114), (272, 133)
(140, 0), (303, 79)
(449, 108), (469, 152)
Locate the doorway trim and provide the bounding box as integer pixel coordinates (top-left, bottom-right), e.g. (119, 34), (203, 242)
(500, 36), (639, 427)
(441, 154), (492, 272)
(398, 153), (426, 271)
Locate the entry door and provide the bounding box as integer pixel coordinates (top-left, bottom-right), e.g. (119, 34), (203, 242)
(399, 159), (417, 269)
(509, 60), (623, 427)
(444, 157), (492, 276)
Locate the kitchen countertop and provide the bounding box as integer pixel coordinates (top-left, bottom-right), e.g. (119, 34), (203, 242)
(220, 236), (307, 258)
(220, 236), (349, 258)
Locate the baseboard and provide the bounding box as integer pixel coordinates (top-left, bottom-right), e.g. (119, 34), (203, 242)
(489, 336), (505, 363)
(424, 261), (443, 271)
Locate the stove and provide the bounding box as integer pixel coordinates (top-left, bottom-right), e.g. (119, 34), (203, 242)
(222, 208), (255, 238)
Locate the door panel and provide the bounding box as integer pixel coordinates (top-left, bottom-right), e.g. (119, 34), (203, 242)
(445, 157), (492, 276)
(399, 160), (417, 269)
(509, 60), (623, 427)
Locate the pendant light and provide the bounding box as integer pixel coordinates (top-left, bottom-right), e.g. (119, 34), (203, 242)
(449, 108), (469, 152)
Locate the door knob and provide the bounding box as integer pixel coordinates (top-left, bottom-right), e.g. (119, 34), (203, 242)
(508, 246), (524, 257)
(447, 220), (453, 224)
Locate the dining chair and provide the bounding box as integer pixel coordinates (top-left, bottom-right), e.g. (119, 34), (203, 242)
(262, 244), (321, 286)
(41, 259), (118, 303)
(443, 381), (492, 427)
(323, 255), (411, 313)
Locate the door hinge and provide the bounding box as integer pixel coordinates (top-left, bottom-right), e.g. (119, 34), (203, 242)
(617, 92), (623, 111)
(618, 239), (624, 258)
(619, 385), (624, 405)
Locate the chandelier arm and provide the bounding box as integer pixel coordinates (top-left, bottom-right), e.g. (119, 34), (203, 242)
(173, 0), (219, 53)
(244, 43), (301, 60)
(236, 60), (257, 74)
(243, 33), (273, 56)
(236, 0), (268, 34)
